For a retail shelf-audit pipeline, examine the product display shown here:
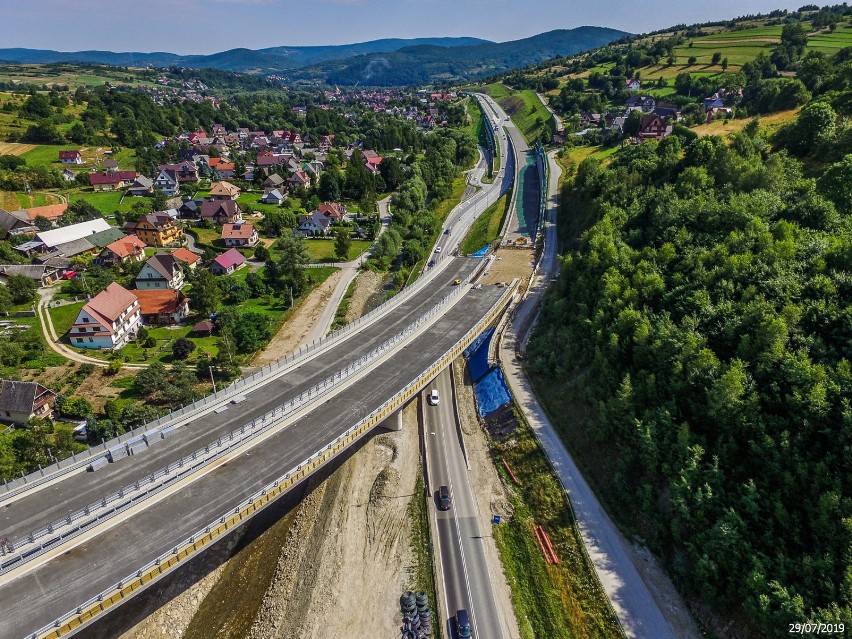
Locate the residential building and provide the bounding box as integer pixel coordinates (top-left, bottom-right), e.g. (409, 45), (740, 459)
(153, 168), (179, 196)
(638, 114), (673, 141)
(0, 264), (60, 287)
(124, 213), (183, 247)
(316, 202), (349, 222)
(261, 173), (286, 190)
(210, 248), (247, 275)
(209, 181), (240, 201)
(0, 209), (37, 236)
(200, 199), (241, 225)
(157, 161), (199, 184)
(127, 175), (154, 197)
(625, 78), (641, 91)
(136, 290), (190, 325)
(23, 203), (67, 226)
(59, 150), (83, 164)
(221, 223), (259, 248)
(261, 188), (285, 205)
(135, 253), (184, 290)
(296, 211), (332, 237)
(288, 170), (310, 188)
(95, 235), (147, 266)
(0, 380), (56, 425)
(171, 247), (201, 270)
(103, 158), (119, 172)
(62, 168), (76, 182)
(69, 282), (141, 350)
(89, 171), (137, 191)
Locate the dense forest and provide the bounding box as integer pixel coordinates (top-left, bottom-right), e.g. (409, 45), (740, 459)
(530, 70), (852, 633)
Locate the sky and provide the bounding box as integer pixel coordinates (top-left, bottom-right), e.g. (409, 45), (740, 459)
(2, 0), (808, 54)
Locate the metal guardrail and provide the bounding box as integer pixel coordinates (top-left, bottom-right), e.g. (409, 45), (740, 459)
(29, 280), (518, 639)
(0, 281), (473, 576)
(0, 251), (462, 504)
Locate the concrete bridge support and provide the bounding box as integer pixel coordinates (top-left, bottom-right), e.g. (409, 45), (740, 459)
(381, 407), (404, 432)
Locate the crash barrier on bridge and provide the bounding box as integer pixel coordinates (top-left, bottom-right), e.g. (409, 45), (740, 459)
(28, 280), (519, 639)
(0, 249), (466, 505)
(0, 281), (474, 577)
(534, 140), (548, 242)
(463, 326), (494, 383)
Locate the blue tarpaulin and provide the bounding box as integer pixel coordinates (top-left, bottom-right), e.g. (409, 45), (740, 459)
(470, 245), (490, 258)
(463, 327), (494, 383)
(474, 367), (512, 418)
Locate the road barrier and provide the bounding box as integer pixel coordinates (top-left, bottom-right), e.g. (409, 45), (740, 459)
(1, 281), (474, 577)
(28, 280), (518, 639)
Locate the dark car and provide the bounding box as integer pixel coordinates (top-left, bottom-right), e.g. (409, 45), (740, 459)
(456, 609), (471, 638)
(439, 485), (451, 510)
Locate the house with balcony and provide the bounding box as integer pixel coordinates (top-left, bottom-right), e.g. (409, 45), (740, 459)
(124, 213), (183, 247)
(200, 199), (241, 225)
(136, 290), (190, 326)
(135, 253), (184, 290)
(0, 380), (56, 425)
(209, 181), (240, 201)
(69, 282), (141, 350)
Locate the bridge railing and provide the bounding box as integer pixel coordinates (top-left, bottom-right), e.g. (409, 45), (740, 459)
(1, 280), (473, 576)
(0, 248), (463, 503)
(28, 280), (519, 639)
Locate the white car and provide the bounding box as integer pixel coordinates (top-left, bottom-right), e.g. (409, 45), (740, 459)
(434, 246), (443, 253)
(428, 389), (440, 405)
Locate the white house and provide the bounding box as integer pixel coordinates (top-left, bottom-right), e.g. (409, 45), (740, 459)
(153, 168), (179, 196)
(134, 253), (185, 290)
(69, 282), (141, 350)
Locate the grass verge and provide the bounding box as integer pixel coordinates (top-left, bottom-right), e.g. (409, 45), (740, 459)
(330, 276), (357, 332)
(459, 193), (508, 255)
(409, 471), (442, 639)
(491, 405), (623, 639)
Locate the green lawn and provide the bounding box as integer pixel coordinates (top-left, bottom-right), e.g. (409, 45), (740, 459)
(303, 239), (371, 263)
(460, 193), (508, 254)
(49, 301), (85, 338)
(68, 190), (136, 216)
(20, 144), (67, 167)
(480, 82), (513, 100)
(498, 90), (555, 145)
(236, 192), (287, 216)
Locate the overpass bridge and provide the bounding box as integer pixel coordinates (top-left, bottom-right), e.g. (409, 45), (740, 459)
(0, 95), (519, 639)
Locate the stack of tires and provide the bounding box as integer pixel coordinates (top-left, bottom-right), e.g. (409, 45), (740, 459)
(400, 590), (433, 638)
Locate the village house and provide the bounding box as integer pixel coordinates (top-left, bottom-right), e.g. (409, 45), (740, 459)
(288, 170), (311, 189)
(209, 158), (236, 179)
(171, 247), (201, 270)
(69, 282), (141, 350)
(200, 199), (241, 225)
(296, 211), (332, 237)
(59, 150), (83, 165)
(316, 202), (349, 223)
(261, 173), (286, 190)
(221, 223), (259, 248)
(62, 168), (76, 182)
(127, 175), (154, 197)
(135, 253), (185, 290)
(638, 113), (673, 141)
(0, 380), (56, 425)
(625, 78), (642, 91)
(0, 209), (38, 236)
(33, 218), (111, 253)
(95, 235), (147, 266)
(0, 264), (60, 287)
(261, 188), (285, 205)
(136, 289), (190, 326)
(24, 203), (67, 227)
(626, 96), (657, 112)
(210, 248), (247, 275)
(89, 171), (137, 192)
(103, 158), (119, 173)
(209, 181), (240, 201)
(86, 227), (127, 250)
(153, 168), (179, 196)
(124, 213), (183, 247)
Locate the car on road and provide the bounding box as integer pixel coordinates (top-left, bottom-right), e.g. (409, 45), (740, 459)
(434, 246), (442, 253)
(428, 259), (435, 267)
(439, 485), (451, 510)
(444, 228), (451, 235)
(428, 389), (440, 405)
(453, 279), (461, 285)
(456, 609), (471, 638)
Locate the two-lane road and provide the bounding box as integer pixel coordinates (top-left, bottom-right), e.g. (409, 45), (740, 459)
(424, 369), (504, 639)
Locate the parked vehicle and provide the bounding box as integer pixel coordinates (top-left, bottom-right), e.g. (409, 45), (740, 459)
(439, 485), (451, 510)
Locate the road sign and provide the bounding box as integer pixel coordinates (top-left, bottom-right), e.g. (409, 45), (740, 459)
(493, 515), (501, 525)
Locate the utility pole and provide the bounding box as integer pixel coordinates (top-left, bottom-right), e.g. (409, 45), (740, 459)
(209, 365), (217, 394)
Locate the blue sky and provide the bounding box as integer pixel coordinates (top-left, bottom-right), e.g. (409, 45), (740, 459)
(3, 1), (806, 54)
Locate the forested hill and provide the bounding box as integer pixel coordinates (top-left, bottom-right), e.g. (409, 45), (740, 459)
(530, 58), (852, 636)
(295, 27), (629, 86)
(0, 37), (491, 74)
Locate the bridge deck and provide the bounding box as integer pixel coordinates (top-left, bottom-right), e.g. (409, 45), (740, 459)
(0, 284), (505, 639)
(1, 259), (478, 544)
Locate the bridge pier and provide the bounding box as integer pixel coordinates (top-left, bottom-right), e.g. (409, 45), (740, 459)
(380, 408), (404, 432)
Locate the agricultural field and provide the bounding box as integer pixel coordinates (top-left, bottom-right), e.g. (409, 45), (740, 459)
(0, 64), (158, 90)
(0, 191), (64, 210)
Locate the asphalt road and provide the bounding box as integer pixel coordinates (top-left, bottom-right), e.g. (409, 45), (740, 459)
(0, 286), (507, 639)
(1, 258), (481, 546)
(424, 370), (503, 639)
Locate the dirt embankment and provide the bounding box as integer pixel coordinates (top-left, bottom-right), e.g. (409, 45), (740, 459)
(345, 270), (390, 323)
